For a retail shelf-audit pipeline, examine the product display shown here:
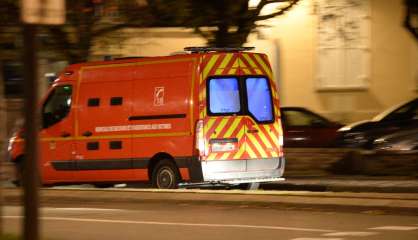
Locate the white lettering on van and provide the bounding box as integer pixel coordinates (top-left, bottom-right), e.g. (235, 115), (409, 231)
(154, 87), (165, 106)
(95, 124), (172, 133)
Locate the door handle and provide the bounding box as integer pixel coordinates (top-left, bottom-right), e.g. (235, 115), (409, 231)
(82, 131), (92, 137)
(247, 129), (259, 133)
(61, 132), (71, 138)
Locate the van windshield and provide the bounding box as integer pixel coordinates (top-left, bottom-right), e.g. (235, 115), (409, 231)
(42, 85), (73, 128)
(208, 76), (274, 123)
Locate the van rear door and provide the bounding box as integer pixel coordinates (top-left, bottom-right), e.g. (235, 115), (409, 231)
(243, 76), (282, 171)
(200, 53), (283, 182)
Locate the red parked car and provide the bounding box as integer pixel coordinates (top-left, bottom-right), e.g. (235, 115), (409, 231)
(280, 107), (343, 147)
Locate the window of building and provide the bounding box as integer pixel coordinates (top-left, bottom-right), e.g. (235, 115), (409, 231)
(2, 61), (23, 98)
(316, 0), (370, 90)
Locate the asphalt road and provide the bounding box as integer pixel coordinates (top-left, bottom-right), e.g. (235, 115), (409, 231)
(3, 201), (418, 240)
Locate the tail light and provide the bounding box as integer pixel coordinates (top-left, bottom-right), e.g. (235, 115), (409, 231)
(278, 135), (284, 157)
(195, 120), (206, 158)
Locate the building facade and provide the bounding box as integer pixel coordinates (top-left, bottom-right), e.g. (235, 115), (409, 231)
(1, 0), (417, 150)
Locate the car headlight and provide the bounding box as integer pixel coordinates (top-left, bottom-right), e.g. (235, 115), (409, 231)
(341, 132), (368, 147)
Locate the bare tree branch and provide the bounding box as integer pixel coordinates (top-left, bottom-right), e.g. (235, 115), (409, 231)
(255, 0), (300, 22)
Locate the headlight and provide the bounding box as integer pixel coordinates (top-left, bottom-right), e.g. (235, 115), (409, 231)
(338, 126), (352, 132)
(342, 132), (368, 146)
(7, 137), (16, 152)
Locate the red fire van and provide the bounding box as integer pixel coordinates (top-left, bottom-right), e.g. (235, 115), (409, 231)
(8, 47), (285, 189)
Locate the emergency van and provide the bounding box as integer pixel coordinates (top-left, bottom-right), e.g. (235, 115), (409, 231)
(8, 47), (285, 189)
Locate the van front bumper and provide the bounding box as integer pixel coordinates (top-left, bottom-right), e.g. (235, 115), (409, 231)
(200, 157), (285, 184)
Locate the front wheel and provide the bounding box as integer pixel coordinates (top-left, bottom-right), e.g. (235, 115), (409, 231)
(12, 160), (24, 187)
(151, 160), (180, 189)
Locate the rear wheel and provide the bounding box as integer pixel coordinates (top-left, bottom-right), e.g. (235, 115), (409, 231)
(151, 159), (180, 189)
(239, 182), (260, 190)
(93, 183), (114, 188)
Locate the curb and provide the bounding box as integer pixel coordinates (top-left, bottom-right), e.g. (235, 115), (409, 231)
(3, 187), (418, 215)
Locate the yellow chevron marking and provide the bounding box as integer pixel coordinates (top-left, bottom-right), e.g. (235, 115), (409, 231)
(203, 55), (220, 80)
(232, 58), (239, 68)
(257, 126), (274, 149)
(253, 54), (272, 79)
(228, 68), (237, 75)
(242, 68), (252, 75)
(226, 59), (239, 75)
(212, 118), (229, 138)
(246, 143), (258, 159)
(263, 125), (279, 148)
(242, 53), (257, 68)
(205, 118), (217, 132)
(230, 125), (246, 159)
(237, 125), (245, 139)
(228, 58), (239, 74)
(248, 134), (268, 158)
(215, 68), (224, 75)
(273, 121), (281, 134)
(224, 118), (241, 138)
(220, 152), (230, 160)
(242, 54), (265, 75)
(217, 53), (233, 70)
(206, 154), (216, 160)
(235, 145), (246, 159)
(238, 58), (247, 68)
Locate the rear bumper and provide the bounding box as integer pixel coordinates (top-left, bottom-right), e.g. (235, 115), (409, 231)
(201, 157), (285, 184)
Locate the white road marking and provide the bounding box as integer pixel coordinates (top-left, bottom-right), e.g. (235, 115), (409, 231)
(3, 216), (335, 233)
(291, 238), (343, 240)
(323, 231), (378, 237)
(43, 207), (125, 212)
(369, 226), (418, 231)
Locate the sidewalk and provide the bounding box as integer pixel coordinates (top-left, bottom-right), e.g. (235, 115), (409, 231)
(262, 176), (418, 193)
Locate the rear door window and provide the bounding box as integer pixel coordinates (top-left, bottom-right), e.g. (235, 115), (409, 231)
(208, 77), (241, 114)
(245, 77), (273, 123)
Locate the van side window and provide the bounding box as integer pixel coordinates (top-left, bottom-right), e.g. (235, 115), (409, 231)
(245, 77), (274, 123)
(208, 77), (241, 114)
(88, 98), (100, 107)
(42, 85), (72, 129)
(110, 97), (123, 106)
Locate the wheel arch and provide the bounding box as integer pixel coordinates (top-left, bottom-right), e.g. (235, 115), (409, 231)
(148, 152), (180, 181)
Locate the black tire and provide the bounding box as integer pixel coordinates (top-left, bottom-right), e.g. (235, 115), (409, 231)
(93, 183), (114, 188)
(151, 159), (180, 189)
(12, 156), (43, 187)
(238, 182), (260, 190)
(12, 158), (24, 187)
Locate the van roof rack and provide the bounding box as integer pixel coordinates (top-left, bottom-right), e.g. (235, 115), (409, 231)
(184, 47), (254, 53)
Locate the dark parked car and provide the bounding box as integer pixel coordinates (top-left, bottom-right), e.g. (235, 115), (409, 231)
(337, 97), (418, 148)
(280, 107), (342, 147)
(373, 128), (418, 154)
